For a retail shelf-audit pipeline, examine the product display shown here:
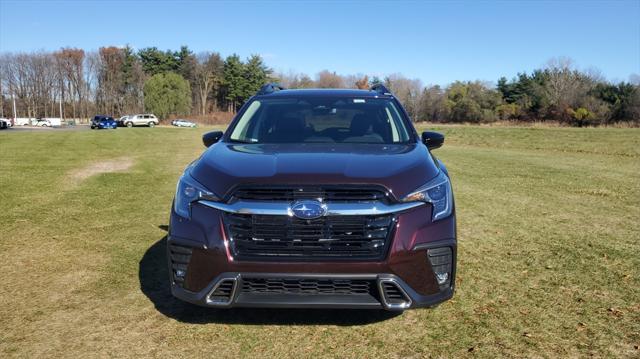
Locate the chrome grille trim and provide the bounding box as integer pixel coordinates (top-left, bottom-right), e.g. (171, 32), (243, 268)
(230, 186), (388, 202)
(205, 277), (238, 305)
(198, 199), (423, 216)
(378, 279), (412, 310)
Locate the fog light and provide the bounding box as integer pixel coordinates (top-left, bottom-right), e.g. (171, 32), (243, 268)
(169, 244), (192, 288)
(427, 247), (452, 289)
(435, 272), (449, 285)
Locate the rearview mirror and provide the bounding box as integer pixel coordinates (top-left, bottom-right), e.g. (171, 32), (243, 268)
(203, 131), (223, 147)
(421, 131), (444, 150)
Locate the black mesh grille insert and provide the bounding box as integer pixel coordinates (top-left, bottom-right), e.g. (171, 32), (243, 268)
(168, 244), (192, 287)
(225, 213), (395, 260)
(241, 277), (375, 296)
(231, 186), (387, 202)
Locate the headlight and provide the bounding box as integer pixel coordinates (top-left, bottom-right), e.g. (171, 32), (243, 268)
(174, 171), (217, 218)
(402, 171), (452, 221)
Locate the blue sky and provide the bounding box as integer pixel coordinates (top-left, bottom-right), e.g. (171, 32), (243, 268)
(1, 0), (638, 85)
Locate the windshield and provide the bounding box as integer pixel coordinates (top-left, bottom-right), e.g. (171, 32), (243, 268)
(229, 97), (412, 144)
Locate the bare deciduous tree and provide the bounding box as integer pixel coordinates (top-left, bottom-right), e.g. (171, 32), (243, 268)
(384, 73), (423, 119)
(55, 48), (85, 119)
(97, 46), (125, 115)
(543, 57), (592, 114)
(419, 85), (448, 122)
(194, 52), (223, 115)
(83, 51), (100, 117)
(355, 75), (369, 89)
(316, 70), (345, 88)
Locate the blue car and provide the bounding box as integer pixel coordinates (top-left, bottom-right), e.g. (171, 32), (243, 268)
(91, 115), (117, 129)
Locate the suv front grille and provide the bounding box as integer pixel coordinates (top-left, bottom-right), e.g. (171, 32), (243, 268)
(224, 213), (395, 260)
(231, 186), (387, 202)
(241, 277), (376, 295)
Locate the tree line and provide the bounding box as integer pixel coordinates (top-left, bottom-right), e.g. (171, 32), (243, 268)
(281, 60), (639, 126)
(1, 47), (638, 126)
(0, 46), (271, 120)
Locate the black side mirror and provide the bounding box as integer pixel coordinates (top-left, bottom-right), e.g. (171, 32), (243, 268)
(422, 131), (445, 150)
(203, 131), (223, 147)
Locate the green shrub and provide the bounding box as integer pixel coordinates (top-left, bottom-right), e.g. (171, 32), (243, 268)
(143, 72), (192, 119)
(567, 107), (595, 127)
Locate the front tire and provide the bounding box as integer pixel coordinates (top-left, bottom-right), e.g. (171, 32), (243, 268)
(126, 122), (133, 128)
(148, 122), (155, 128)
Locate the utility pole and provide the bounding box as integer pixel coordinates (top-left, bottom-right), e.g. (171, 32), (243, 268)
(12, 93), (17, 119)
(59, 80), (64, 120)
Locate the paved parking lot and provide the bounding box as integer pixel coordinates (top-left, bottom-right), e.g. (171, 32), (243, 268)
(1, 125), (91, 133)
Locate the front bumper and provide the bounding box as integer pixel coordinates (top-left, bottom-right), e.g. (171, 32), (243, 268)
(171, 271), (454, 310)
(168, 202), (456, 310)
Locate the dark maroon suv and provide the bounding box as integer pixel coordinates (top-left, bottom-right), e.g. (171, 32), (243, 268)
(168, 84), (456, 311)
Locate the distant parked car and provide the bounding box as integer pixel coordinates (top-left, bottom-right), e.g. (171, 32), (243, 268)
(0, 118), (12, 127)
(0, 119), (8, 130)
(117, 115), (131, 127)
(42, 118), (62, 126)
(90, 115), (117, 129)
(34, 118), (52, 127)
(14, 118), (33, 126)
(124, 114), (159, 127)
(171, 119), (197, 128)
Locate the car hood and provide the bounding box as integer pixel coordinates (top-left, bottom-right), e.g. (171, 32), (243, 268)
(190, 142), (440, 200)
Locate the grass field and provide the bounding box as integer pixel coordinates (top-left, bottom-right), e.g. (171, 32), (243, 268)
(1, 125), (639, 357)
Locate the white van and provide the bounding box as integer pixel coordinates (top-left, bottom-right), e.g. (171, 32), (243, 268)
(14, 118), (34, 126)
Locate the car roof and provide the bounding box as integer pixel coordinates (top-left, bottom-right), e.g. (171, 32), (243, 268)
(255, 88), (393, 99)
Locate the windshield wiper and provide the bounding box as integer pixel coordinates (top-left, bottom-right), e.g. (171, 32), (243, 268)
(228, 138), (259, 144)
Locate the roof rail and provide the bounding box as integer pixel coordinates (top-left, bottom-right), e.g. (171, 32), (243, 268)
(257, 82), (286, 95)
(370, 83), (393, 96)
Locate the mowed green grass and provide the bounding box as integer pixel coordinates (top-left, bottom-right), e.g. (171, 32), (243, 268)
(0, 125), (638, 357)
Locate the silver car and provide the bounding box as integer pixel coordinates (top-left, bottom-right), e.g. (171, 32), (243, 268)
(171, 119), (197, 128)
(124, 114), (159, 127)
(118, 115), (131, 126)
(34, 118), (52, 127)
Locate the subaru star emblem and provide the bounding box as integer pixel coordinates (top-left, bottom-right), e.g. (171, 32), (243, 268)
(290, 200), (327, 220)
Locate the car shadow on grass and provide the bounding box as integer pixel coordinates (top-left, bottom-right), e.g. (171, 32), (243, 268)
(139, 235), (401, 326)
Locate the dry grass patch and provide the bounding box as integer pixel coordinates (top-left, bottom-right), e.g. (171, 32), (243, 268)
(66, 157), (135, 187)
